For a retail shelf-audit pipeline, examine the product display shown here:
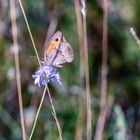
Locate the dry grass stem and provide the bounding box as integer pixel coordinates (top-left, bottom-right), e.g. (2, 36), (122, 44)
(100, 0), (108, 108)
(29, 85), (47, 140)
(74, 0), (85, 139)
(17, 1), (64, 140)
(18, 0), (41, 67)
(10, 0), (26, 139)
(130, 27), (140, 49)
(46, 86), (63, 140)
(74, 0), (84, 82)
(81, 0), (92, 139)
(94, 95), (114, 140)
(94, 0), (108, 139)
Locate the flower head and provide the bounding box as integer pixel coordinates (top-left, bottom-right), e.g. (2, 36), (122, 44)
(32, 65), (62, 87)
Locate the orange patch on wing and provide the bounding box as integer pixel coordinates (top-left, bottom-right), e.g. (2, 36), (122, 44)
(46, 41), (61, 55)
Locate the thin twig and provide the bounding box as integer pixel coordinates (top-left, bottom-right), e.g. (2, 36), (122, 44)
(46, 86), (63, 140)
(81, 0), (92, 140)
(94, 0), (108, 139)
(29, 85), (47, 140)
(130, 27), (140, 49)
(18, 0), (41, 67)
(10, 0), (26, 140)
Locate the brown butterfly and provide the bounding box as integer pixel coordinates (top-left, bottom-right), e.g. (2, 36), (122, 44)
(44, 31), (74, 67)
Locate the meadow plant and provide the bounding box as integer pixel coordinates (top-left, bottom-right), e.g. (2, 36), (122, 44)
(32, 65), (62, 87)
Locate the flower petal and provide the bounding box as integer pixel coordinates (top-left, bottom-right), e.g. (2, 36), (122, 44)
(32, 65), (62, 87)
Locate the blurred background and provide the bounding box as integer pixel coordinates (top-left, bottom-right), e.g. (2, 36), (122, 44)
(0, 0), (140, 139)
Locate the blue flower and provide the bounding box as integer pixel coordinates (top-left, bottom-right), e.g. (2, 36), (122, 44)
(32, 66), (62, 87)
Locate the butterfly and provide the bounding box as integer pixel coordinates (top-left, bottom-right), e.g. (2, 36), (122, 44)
(43, 31), (74, 67)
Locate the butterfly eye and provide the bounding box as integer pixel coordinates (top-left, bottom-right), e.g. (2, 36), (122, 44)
(55, 38), (58, 41)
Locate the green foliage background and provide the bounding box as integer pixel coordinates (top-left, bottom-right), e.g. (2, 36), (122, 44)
(0, 0), (140, 139)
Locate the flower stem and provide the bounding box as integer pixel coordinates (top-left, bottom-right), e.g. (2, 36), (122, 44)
(18, 1), (63, 140)
(18, 0), (41, 67)
(29, 85), (47, 140)
(29, 85), (63, 140)
(46, 86), (63, 140)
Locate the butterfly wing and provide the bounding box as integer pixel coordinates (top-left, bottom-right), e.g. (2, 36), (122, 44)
(44, 31), (74, 67)
(45, 47), (67, 67)
(44, 31), (62, 59)
(56, 42), (74, 63)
